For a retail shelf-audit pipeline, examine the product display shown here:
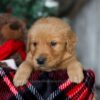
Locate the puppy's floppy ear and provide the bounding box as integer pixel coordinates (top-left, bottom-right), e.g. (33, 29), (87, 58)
(66, 30), (77, 54)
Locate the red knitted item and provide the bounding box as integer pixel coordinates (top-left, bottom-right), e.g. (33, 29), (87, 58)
(0, 39), (26, 61)
(0, 67), (95, 100)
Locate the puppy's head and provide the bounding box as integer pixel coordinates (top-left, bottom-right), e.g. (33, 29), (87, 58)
(27, 17), (77, 70)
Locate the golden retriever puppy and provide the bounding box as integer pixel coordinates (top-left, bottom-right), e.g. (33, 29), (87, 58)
(13, 17), (84, 87)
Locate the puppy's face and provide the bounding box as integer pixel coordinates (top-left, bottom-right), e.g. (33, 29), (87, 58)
(27, 17), (76, 70)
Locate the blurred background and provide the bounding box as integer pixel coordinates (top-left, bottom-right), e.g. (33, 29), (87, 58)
(0, 0), (99, 99)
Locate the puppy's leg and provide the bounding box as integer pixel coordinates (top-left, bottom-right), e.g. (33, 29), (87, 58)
(67, 61), (84, 83)
(13, 61), (33, 87)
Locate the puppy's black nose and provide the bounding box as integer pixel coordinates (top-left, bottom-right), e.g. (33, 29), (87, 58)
(37, 57), (46, 65)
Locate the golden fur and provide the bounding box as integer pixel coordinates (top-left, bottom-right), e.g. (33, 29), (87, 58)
(13, 17), (84, 86)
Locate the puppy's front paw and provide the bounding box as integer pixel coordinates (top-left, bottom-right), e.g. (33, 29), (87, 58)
(68, 70), (84, 83)
(13, 74), (28, 87)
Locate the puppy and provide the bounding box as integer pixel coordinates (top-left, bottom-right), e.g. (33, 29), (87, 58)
(13, 17), (84, 87)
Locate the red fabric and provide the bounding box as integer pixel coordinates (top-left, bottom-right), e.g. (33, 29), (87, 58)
(0, 39), (26, 61)
(0, 68), (95, 100)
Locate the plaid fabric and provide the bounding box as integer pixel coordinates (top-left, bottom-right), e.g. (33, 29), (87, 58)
(0, 67), (95, 100)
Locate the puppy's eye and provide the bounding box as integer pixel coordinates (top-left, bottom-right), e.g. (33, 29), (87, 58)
(50, 41), (57, 47)
(33, 42), (37, 47)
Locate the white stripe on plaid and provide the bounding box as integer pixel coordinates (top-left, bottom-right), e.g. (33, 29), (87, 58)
(47, 89), (61, 100)
(27, 82), (44, 100)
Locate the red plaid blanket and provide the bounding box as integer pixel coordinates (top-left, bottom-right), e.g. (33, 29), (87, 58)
(0, 67), (95, 100)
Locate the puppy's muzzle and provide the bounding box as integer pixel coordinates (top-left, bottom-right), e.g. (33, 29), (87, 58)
(36, 56), (46, 65)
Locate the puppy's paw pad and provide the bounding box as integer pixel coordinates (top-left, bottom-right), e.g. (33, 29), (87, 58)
(13, 76), (27, 87)
(68, 71), (84, 83)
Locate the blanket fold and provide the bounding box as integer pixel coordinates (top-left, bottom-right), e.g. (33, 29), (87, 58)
(0, 67), (95, 100)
